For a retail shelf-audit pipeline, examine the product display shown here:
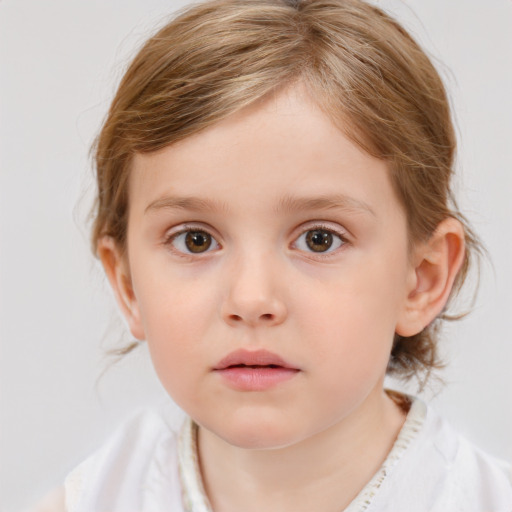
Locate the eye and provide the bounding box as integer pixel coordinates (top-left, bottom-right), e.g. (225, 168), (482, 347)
(168, 229), (220, 254)
(294, 228), (345, 254)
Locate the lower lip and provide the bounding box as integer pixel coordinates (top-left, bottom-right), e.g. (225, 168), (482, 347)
(215, 366), (300, 391)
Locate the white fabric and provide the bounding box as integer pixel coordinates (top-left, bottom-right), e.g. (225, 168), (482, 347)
(64, 396), (512, 512)
(64, 407), (185, 512)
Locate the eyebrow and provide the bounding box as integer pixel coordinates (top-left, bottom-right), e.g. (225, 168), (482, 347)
(145, 196), (230, 214)
(275, 194), (376, 217)
(144, 193), (375, 217)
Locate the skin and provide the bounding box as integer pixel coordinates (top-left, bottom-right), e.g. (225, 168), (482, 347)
(97, 82), (465, 512)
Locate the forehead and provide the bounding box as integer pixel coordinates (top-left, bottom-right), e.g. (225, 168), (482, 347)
(128, 84), (402, 222)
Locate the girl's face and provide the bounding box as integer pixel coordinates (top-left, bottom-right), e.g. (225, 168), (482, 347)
(118, 84), (417, 449)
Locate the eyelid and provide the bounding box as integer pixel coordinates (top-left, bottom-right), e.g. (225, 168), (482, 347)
(163, 223), (222, 257)
(291, 222), (350, 255)
(294, 221), (350, 239)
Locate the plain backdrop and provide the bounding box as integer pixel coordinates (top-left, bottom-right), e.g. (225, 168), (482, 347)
(1, 0), (511, 510)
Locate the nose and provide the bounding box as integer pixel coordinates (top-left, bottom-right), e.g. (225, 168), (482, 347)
(221, 253), (288, 328)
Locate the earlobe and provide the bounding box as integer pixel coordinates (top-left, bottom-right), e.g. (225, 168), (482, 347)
(97, 237), (146, 341)
(396, 218), (466, 337)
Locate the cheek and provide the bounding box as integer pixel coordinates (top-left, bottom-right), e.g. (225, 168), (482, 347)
(132, 250), (220, 338)
(132, 271), (219, 391)
(295, 257), (407, 377)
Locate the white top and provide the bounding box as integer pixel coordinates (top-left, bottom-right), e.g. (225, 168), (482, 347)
(64, 396), (512, 512)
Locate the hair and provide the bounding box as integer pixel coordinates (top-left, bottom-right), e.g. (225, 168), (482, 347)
(91, 0), (482, 385)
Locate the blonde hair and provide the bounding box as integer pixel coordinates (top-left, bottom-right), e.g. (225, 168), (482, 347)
(91, 0), (481, 383)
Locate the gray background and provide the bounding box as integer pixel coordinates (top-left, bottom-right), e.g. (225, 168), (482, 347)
(1, 1), (511, 510)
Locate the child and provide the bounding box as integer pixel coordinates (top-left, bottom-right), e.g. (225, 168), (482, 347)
(34, 0), (512, 510)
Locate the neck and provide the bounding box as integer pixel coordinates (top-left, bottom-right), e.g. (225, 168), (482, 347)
(197, 388), (406, 512)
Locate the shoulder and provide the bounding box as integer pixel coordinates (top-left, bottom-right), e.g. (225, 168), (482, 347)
(433, 416), (512, 508)
(381, 398), (512, 512)
(64, 405), (187, 511)
(25, 487), (66, 512)
(424, 404), (511, 480)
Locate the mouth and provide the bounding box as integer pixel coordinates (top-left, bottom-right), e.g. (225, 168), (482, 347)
(213, 349), (300, 391)
(213, 349), (298, 371)
(223, 363), (284, 369)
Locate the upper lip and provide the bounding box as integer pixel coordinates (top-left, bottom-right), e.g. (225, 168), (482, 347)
(213, 349), (298, 370)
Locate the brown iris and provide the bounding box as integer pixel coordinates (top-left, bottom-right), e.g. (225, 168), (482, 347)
(185, 231), (212, 253)
(305, 230), (333, 252)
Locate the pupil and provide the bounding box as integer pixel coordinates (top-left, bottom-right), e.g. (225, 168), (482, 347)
(306, 230), (332, 252)
(185, 231), (211, 253)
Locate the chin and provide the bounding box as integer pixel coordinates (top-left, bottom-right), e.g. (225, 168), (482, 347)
(207, 412), (306, 450)
(220, 428), (299, 450)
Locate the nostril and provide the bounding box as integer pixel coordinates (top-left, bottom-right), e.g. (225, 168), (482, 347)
(223, 304), (287, 326)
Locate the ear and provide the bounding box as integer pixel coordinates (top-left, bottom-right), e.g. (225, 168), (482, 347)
(97, 237), (146, 341)
(396, 217), (466, 337)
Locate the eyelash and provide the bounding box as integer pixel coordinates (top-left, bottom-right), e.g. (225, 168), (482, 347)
(163, 223), (349, 259)
(292, 223), (348, 257)
(163, 225), (220, 260)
